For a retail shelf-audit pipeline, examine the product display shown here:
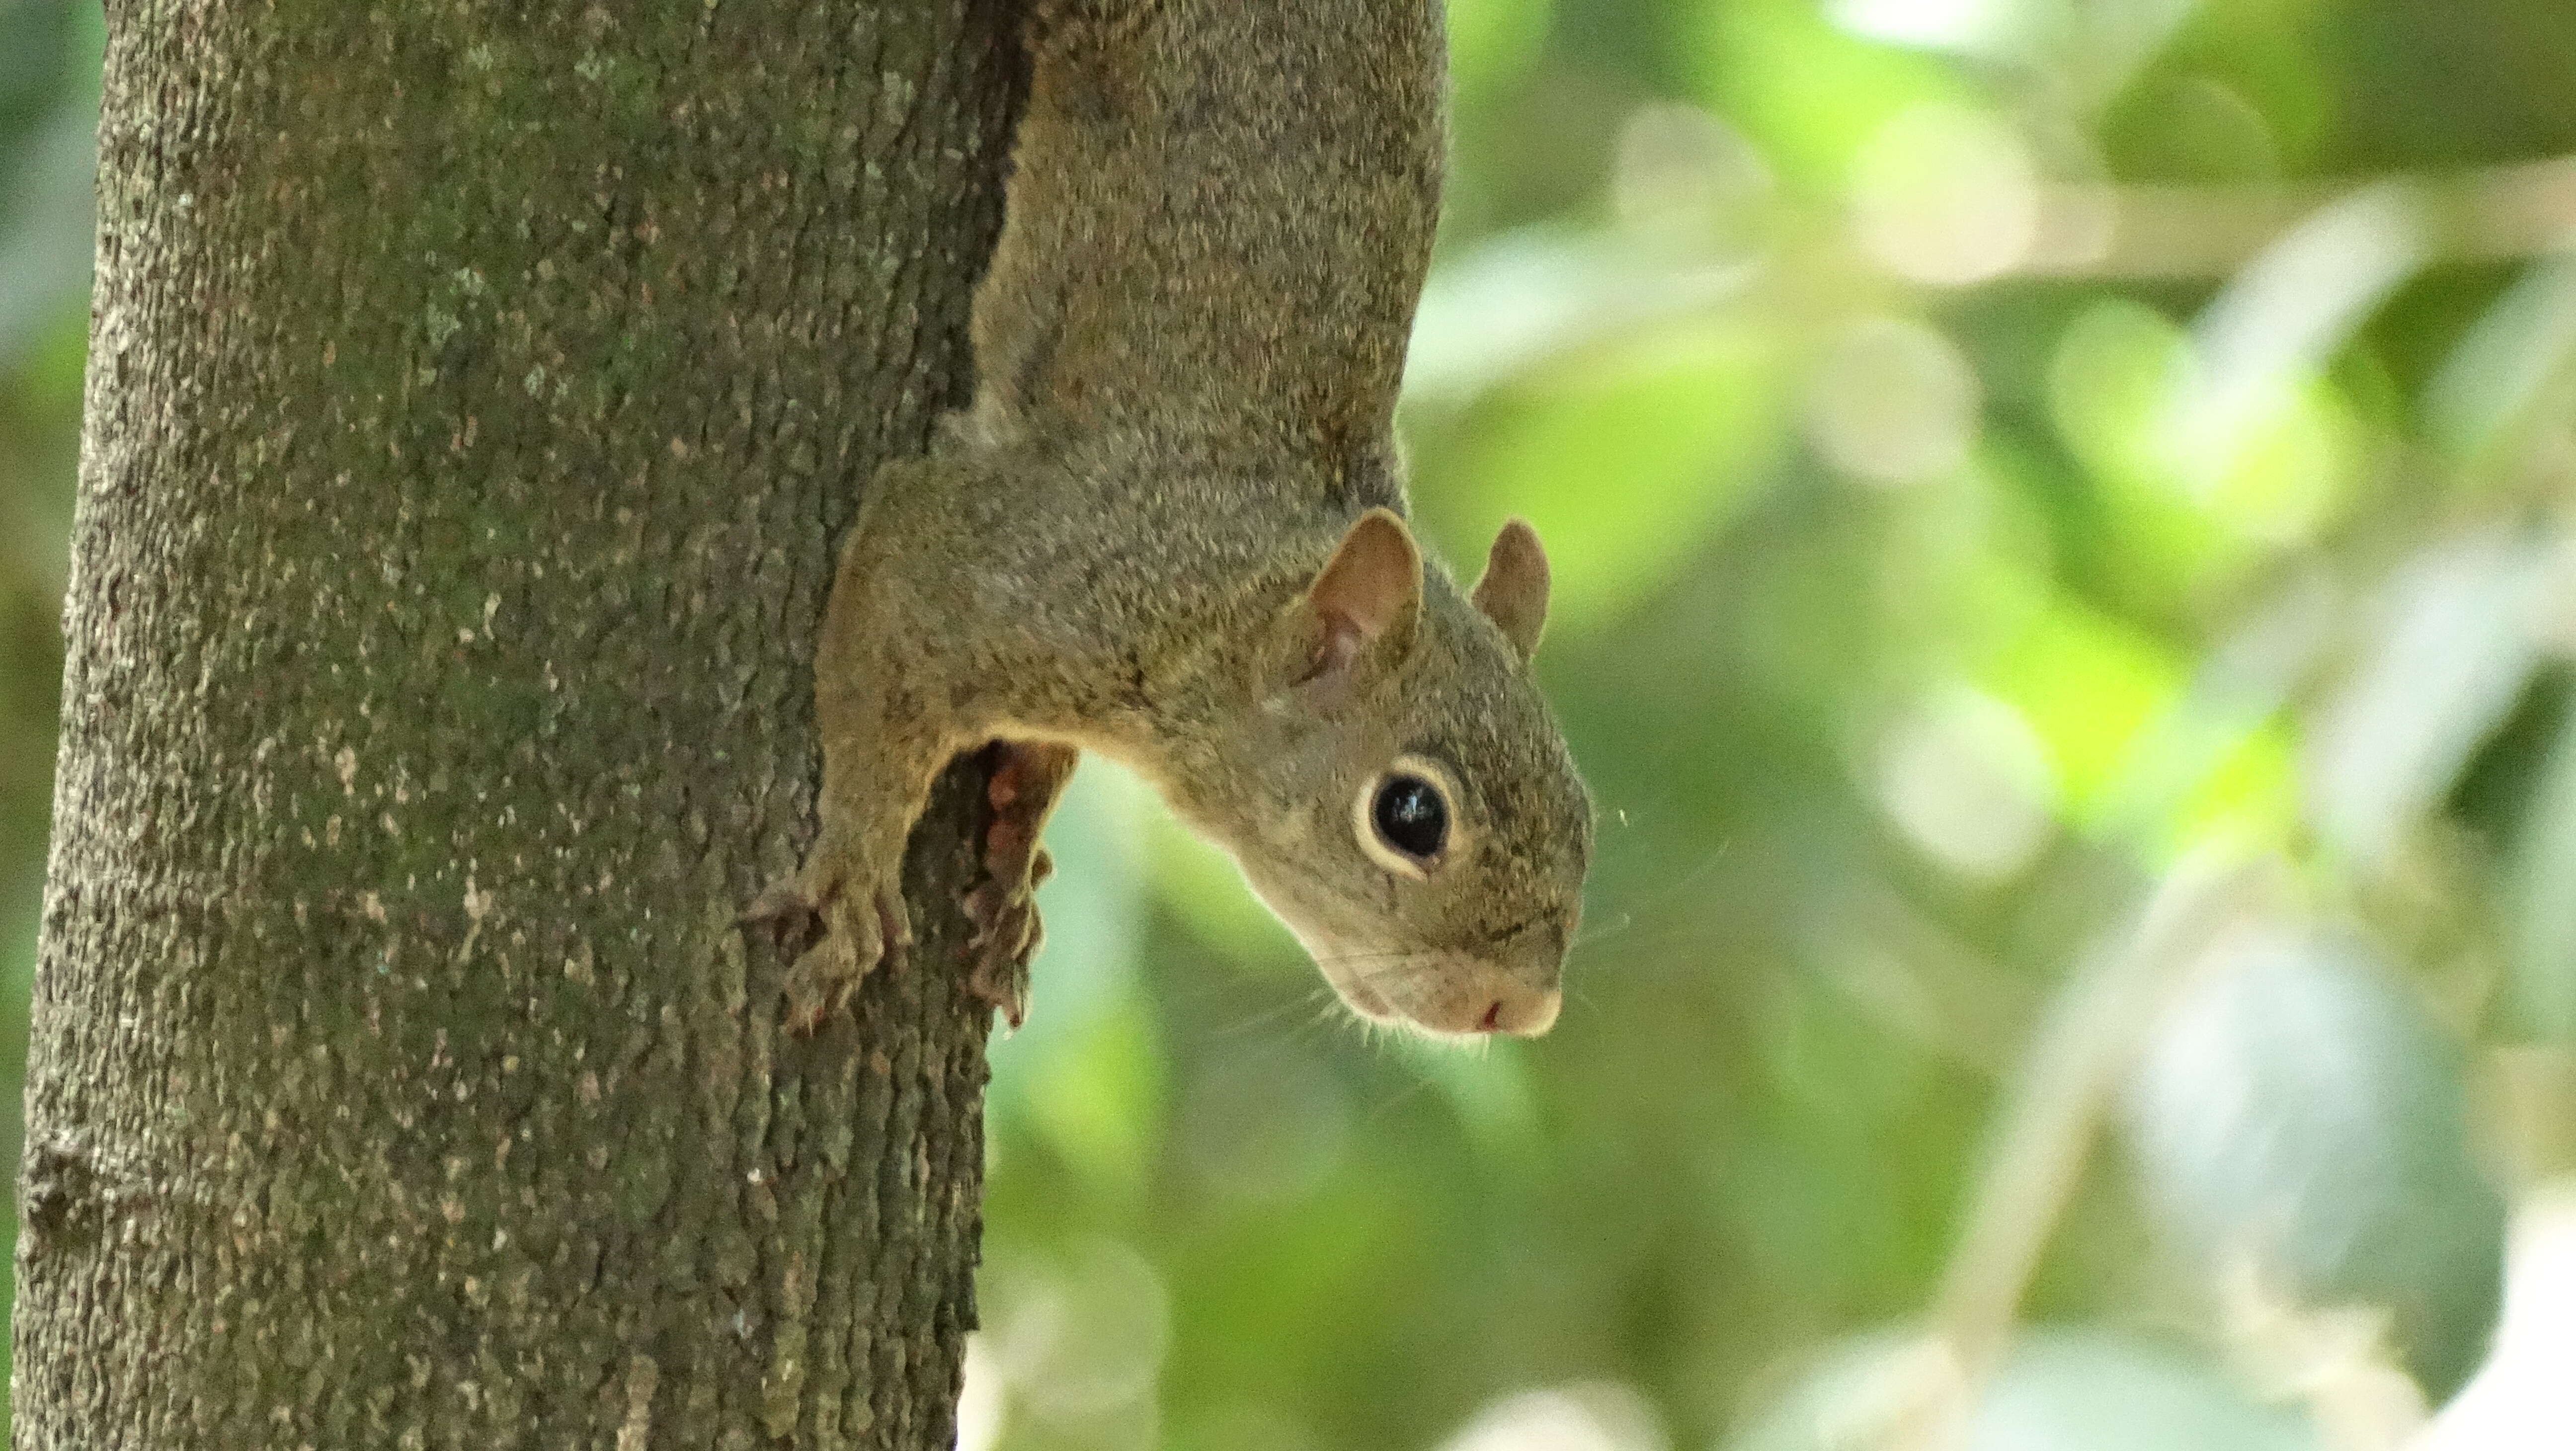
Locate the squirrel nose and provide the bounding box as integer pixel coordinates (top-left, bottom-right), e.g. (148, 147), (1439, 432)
(1476, 984), (1561, 1037)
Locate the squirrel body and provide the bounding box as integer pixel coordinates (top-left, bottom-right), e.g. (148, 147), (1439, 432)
(764, 0), (1593, 1037)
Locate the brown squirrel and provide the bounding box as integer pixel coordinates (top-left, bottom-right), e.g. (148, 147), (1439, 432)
(754, 0), (1593, 1038)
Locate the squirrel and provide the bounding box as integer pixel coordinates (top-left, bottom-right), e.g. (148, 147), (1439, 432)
(752, 0), (1593, 1038)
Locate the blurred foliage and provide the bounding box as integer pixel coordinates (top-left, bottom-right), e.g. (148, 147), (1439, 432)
(0, 0), (99, 1431)
(7, 0), (2576, 1446)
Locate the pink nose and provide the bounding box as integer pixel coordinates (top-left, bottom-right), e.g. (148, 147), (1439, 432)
(1475, 985), (1561, 1037)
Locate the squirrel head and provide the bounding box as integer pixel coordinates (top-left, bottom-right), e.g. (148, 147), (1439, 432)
(1176, 508), (1593, 1039)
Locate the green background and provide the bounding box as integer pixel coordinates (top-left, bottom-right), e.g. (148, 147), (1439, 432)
(5, 0), (2570, 1446)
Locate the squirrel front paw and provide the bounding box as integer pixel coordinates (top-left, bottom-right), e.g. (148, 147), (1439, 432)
(961, 742), (1079, 1030)
(745, 850), (913, 1034)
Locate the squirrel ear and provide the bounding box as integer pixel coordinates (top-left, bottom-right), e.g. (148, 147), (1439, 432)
(1300, 507), (1422, 684)
(1471, 518), (1550, 664)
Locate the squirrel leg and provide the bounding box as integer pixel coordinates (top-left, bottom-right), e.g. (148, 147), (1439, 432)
(963, 740), (1080, 1030)
(748, 515), (954, 1033)
(748, 717), (938, 1032)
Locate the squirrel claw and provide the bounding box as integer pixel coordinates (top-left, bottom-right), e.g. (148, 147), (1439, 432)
(966, 942), (1034, 1032)
(964, 874), (1044, 1030)
(763, 866), (908, 1035)
(963, 743), (1075, 1030)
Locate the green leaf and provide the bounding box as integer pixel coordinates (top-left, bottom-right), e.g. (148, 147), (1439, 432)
(2125, 938), (2506, 1399)
(2304, 529), (2549, 872)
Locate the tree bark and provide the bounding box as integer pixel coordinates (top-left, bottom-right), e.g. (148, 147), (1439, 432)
(13, 2), (1021, 1446)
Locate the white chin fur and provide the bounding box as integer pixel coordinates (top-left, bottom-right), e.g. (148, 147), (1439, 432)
(1261, 900), (1434, 1031)
(1327, 969), (1402, 1023)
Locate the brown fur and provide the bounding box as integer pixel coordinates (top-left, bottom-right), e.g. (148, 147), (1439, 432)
(761, 0), (1593, 1037)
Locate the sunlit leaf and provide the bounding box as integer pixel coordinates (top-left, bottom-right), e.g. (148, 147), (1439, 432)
(1690, 0), (1970, 189)
(1828, 0), (2019, 59)
(1832, 0), (2197, 107)
(2182, 186), (2426, 453)
(2048, 299), (2248, 594)
(2171, 723), (2300, 856)
(1984, 592), (2181, 822)
(2092, 573), (2334, 853)
(2304, 528), (2549, 872)
(2050, 296), (2358, 593)
(1435, 322), (1785, 631)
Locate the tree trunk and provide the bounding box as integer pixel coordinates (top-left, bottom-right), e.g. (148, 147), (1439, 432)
(13, 3), (1021, 1446)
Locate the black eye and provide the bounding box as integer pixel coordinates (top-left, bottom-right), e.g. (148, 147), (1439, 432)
(1371, 774), (1448, 862)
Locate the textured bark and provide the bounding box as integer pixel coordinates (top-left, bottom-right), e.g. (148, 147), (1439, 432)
(14, 2), (1021, 1447)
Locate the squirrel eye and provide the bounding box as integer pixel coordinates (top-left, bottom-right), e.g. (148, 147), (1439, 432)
(1370, 774), (1449, 863)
